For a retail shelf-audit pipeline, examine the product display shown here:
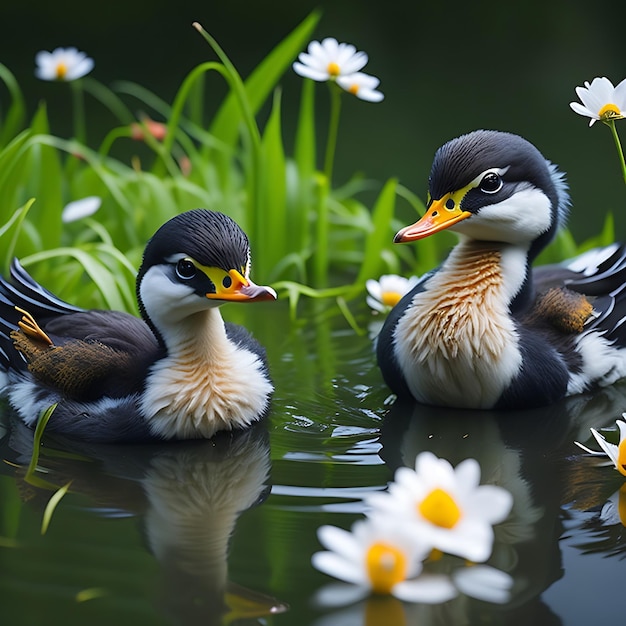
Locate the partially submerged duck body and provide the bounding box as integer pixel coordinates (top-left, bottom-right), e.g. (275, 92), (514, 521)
(377, 130), (626, 409)
(0, 210), (276, 441)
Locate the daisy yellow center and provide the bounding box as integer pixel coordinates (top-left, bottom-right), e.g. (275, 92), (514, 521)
(418, 487), (462, 528)
(55, 63), (68, 80)
(327, 62), (341, 77)
(381, 290), (403, 307)
(348, 84), (359, 95)
(365, 541), (408, 594)
(598, 103), (622, 119)
(617, 438), (626, 477)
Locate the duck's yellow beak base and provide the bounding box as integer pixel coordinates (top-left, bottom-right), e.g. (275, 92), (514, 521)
(205, 269), (277, 302)
(394, 194), (472, 243)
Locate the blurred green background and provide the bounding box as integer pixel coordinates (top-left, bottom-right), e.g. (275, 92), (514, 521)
(1, 0), (625, 241)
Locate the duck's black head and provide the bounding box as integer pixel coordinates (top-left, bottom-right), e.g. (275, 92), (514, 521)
(141, 210), (251, 277)
(395, 130), (570, 260)
(136, 210), (276, 342)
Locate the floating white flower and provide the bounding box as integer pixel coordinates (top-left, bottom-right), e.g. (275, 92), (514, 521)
(574, 416), (626, 477)
(293, 37), (368, 82)
(570, 76), (626, 126)
(366, 452), (513, 563)
(35, 47), (94, 82)
(312, 517), (457, 605)
(336, 72), (384, 102)
(62, 196), (101, 223)
(366, 274), (419, 314)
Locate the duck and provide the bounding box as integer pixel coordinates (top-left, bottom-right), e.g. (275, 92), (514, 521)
(376, 130), (626, 410)
(0, 209), (277, 442)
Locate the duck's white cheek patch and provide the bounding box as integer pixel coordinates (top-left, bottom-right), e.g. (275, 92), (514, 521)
(455, 186), (552, 244)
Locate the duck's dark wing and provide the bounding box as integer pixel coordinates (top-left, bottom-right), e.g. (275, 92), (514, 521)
(0, 259), (161, 401)
(531, 243), (626, 345)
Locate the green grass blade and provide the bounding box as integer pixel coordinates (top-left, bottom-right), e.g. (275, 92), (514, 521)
(352, 178), (398, 289)
(260, 89), (287, 279)
(24, 404), (57, 491)
(41, 482), (71, 535)
(0, 63), (26, 147)
(292, 79), (317, 259)
(82, 76), (135, 124)
(20, 247), (128, 311)
(208, 11), (320, 147)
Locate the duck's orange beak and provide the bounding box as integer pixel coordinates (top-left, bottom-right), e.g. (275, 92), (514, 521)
(394, 193), (472, 242)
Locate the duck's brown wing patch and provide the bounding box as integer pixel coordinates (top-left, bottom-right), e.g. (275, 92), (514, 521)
(11, 308), (161, 401)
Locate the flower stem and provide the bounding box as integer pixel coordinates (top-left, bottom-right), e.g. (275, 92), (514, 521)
(605, 119), (626, 185)
(315, 83), (342, 287)
(323, 83), (342, 184)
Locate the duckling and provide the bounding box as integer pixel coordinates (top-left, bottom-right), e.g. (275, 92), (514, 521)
(0, 209), (276, 441)
(377, 130), (626, 409)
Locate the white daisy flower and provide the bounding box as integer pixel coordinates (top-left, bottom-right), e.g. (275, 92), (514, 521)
(293, 37), (368, 83)
(366, 274), (419, 314)
(35, 47), (94, 82)
(61, 196), (101, 223)
(574, 416), (626, 477)
(366, 452), (513, 563)
(336, 72), (384, 102)
(312, 517), (457, 604)
(570, 76), (626, 126)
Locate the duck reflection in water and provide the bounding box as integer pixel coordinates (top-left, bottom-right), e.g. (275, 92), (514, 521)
(312, 382), (626, 626)
(0, 417), (287, 625)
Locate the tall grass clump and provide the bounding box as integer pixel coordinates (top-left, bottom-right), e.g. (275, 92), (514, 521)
(0, 15), (615, 318)
(0, 13), (434, 316)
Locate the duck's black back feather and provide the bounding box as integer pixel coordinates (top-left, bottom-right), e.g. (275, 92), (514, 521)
(0, 260), (162, 399)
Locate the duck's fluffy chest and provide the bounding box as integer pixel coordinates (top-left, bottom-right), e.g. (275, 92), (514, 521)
(393, 244), (523, 408)
(140, 315), (272, 439)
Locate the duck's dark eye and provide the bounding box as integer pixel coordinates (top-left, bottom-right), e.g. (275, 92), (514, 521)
(222, 275), (232, 289)
(479, 172), (503, 194)
(176, 259), (196, 280)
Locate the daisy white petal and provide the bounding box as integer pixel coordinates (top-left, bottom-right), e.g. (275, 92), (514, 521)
(465, 485), (515, 525)
(318, 524), (363, 562)
(365, 451), (513, 562)
(613, 78), (626, 108)
(393, 573), (458, 604)
(575, 418), (626, 476)
(452, 565), (513, 604)
(293, 38), (373, 84)
(452, 457), (481, 489)
(35, 46), (94, 82)
(293, 62), (332, 82)
(336, 72), (384, 102)
(365, 278), (383, 301)
(570, 76), (626, 125)
(312, 582), (370, 608)
(365, 274), (418, 313)
(61, 196), (101, 223)
(366, 295), (387, 314)
(312, 516), (430, 601)
(312, 551), (368, 586)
